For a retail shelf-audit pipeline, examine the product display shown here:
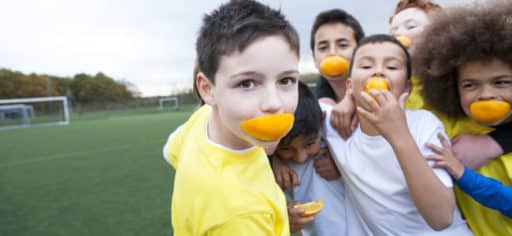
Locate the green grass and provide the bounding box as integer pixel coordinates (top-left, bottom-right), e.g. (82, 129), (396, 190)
(0, 105), (196, 236)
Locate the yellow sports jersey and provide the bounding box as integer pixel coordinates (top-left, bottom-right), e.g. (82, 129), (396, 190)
(406, 76), (512, 235)
(163, 105), (290, 236)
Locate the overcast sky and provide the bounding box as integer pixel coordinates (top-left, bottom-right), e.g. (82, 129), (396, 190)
(0, 0), (468, 97)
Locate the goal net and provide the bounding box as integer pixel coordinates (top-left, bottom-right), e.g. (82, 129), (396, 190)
(159, 97), (179, 110)
(0, 96), (70, 131)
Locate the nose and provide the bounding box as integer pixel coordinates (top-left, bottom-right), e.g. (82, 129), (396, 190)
(260, 86), (283, 114)
(294, 149), (308, 163)
(478, 85), (498, 100)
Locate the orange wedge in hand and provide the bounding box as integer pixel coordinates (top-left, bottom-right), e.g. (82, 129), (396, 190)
(470, 100), (511, 123)
(396, 35), (412, 48)
(294, 200), (324, 217)
(319, 55), (350, 77)
(240, 113), (294, 141)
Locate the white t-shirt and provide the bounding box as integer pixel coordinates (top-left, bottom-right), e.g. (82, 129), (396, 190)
(323, 105), (473, 236)
(287, 145), (364, 236)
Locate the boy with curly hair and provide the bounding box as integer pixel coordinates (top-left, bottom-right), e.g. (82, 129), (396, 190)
(415, 1), (512, 234)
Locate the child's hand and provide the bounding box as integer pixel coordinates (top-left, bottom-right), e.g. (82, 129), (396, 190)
(331, 87), (358, 140)
(287, 201), (315, 233)
(314, 148), (341, 180)
(426, 133), (465, 179)
(452, 134), (503, 170)
(271, 156), (300, 190)
(356, 90), (409, 141)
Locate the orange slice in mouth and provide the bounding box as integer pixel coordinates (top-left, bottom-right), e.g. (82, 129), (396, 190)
(396, 35), (412, 48)
(240, 113), (294, 141)
(469, 100), (511, 123)
(364, 76), (389, 98)
(319, 55), (350, 77)
(294, 200), (324, 217)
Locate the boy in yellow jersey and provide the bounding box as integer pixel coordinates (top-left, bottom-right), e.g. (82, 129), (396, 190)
(415, 1), (512, 235)
(162, 1), (300, 235)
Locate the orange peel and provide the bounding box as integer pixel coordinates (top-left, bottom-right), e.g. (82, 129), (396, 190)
(294, 200), (324, 217)
(319, 55), (349, 77)
(396, 35), (412, 48)
(240, 113), (294, 141)
(469, 100), (511, 123)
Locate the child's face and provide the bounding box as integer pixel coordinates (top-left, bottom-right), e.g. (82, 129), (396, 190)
(349, 42), (409, 104)
(275, 131), (322, 163)
(458, 58), (512, 124)
(313, 23), (357, 78)
(390, 8), (430, 54)
(203, 35), (299, 149)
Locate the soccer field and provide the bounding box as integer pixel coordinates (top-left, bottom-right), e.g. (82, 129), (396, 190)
(0, 106), (194, 236)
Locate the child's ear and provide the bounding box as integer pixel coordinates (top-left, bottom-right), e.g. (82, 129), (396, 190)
(196, 72), (215, 105)
(346, 78), (353, 89)
(404, 79), (412, 94)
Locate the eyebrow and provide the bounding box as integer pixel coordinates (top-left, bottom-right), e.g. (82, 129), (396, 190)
(230, 70), (299, 79)
(317, 38), (349, 45)
(461, 74), (512, 81)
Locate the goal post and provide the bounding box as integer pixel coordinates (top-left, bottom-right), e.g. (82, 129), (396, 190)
(0, 96), (70, 131)
(159, 97), (179, 110)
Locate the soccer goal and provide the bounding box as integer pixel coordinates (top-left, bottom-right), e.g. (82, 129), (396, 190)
(159, 97), (179, 110)
(0, 96), (70, 131)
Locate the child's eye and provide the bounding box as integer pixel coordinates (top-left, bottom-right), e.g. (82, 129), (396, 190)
(338, 43), (349, 49)
(360, 65), (372, 69)
(387, 66), (398, 70)
(318, 46), (328, 51)
(461, 82), (477, 90)
(494, 78), (512, 87)
(279, 77), (297, 86)
(237, 79), (256, 89)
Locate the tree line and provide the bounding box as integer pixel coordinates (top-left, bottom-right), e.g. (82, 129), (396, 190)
(0, 68), (137, 104)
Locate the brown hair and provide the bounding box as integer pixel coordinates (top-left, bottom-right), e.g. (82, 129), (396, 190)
(389, 0), (442, 23)
(414, 0), (512, 118)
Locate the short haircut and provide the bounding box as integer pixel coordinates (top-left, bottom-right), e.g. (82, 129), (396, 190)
(196, 0), (300, 82)
(415, 0), (512, 118)
(348, 34), (412, 80)
(389, 0), (443, 23)
(310, 9), (365, 53)
(279, 82), (322, 146)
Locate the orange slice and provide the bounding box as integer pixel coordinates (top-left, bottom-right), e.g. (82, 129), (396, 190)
(364, 76), (389, 98)
(294, 200), (324, 217)
(469, 100), (511, 123)
(319, 55), (349, 77)
(396, 35), (412, 48)
(240, 113), (294, 141)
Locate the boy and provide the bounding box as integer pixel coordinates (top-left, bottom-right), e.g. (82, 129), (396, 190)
(162, 1), (300, 235)
(273, 82), (360, 235)
(415, 1), (512, 234)
(311, 9), (365, 105)
(324, 34), (473, 235)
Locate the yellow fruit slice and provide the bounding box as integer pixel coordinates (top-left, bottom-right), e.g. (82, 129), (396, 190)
(319, 56), (349, 77)
(240, 113), (294, 141)
(396, 35), (412, 48)
(294, 200), (324, 217)
(365, 76), (389, 96)
(469, 100), (511, 123)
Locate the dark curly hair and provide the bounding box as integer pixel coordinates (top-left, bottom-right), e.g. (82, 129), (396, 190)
(414, 0), (512, 118)
(389, 0), (442, 23)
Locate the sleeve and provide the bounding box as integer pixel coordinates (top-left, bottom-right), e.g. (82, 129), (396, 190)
(162, 125), (185, 168)
(417, 112), (454, 188)
(489, 122), (512, 154)
(456, 167), (512, 218)
(208, 214), (277, 236)
(315, 77), (337, 101)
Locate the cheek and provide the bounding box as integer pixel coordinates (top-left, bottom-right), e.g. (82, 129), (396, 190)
(458, 92), (473, 115)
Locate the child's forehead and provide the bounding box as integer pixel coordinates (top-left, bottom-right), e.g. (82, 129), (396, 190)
(316, 22), (355, 40)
